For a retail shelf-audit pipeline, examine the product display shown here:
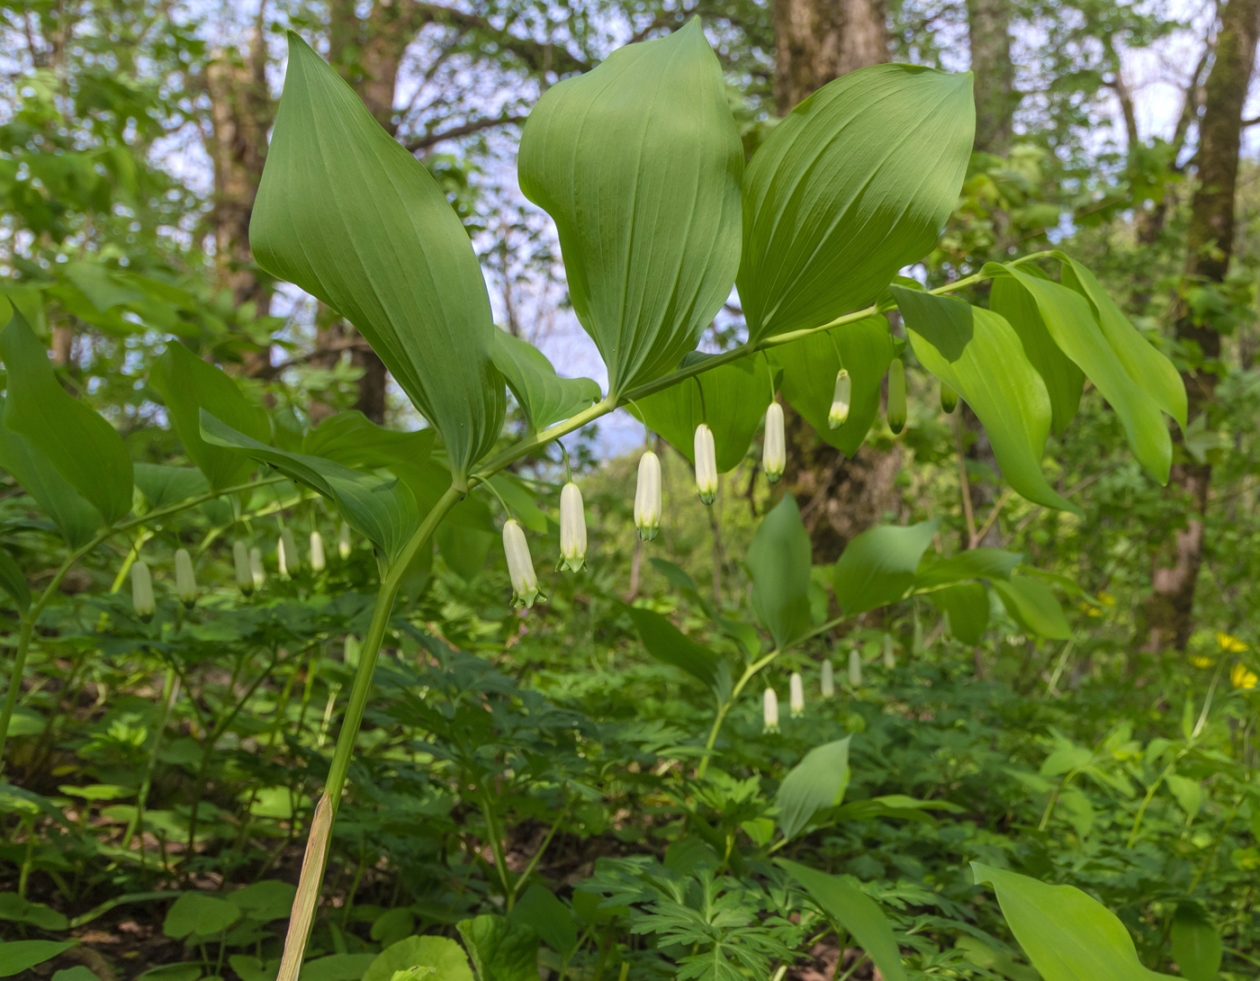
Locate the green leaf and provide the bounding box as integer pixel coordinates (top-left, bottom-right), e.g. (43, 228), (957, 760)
(769, 317), (895, 456)
(914, 548), (1021, 588)
(928, 582), (990, 644)
(162, 892), (241, 939)
(362, 936), (473, 981)
(776, 738), (851, 841)
(227, 955), (277, 981)
(252, 34), (504, 481)
(1056, 254), (1186, 429)
(0, 399), (102, 546)
(971, 863), (1158, 981)
(992, 576), (1070, 640)
(0, 548), (29, 613)
(298, 953), (377, 981)
(490, 331), (601, 434)
(133, 465), (210, 510)
(1001, 268), (1172, 484)
(149, 342), (269, 491)
(894, 288), (1078, 513)
(628, 606), (728, 699)
(52, 968), (102, 981)
(0, 940), (77, 978)
(833, 520), (937, 617)
(778, 860), (908, 981)
(456, 914), (539, 981)
(0, 311), (132, 523)
(518, 19), (742, 396)
(201, 411), (418, 559)
(508, 885), (579, 959)
(632, 353), (773, 472)
(1170, 906), (1221, 981)
(226, 880), (296, 922)
(745, 495), (813, 649)
(990, 274), (1083, 435)
(435, 494), (494, 580)
(739, 65), (973, 341)
(0, 892), (66, 930)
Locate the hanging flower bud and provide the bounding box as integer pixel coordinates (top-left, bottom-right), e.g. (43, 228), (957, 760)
(131, 560), (155, 620)
(233, 541), (253, 596)
(848, 648), (863, 687)
(174, 548), (197, 608)
(789, 672), (805, 717)
(502, 519), (541, 608)
(763, 402), (785, 483)
(828, 370), (851, 429)
(883, 634), (896, 669)
(940, 382), (958, 414)
(250, 547), (265, 589)
(693, 424), (718, 505)
(309, 531), (326, 573)
(344, 635), (361, 669)
(887, 359), (906, 435)
(763, 687), (780, 733)
(634, 451), (662, 542)
(558, 482), (587, 572)
(279, 529), (300, 577)
(821, 659), (835, 699)
(338, 521), (352, 560)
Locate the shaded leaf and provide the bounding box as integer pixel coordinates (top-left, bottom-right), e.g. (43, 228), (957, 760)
(628, 606), (728, 699)
(992, 576), (1070, 640)
(0, 940), (78, 978)
(928, 582), (990, 644)
(509, 885), (579, 959)
(456, 914), (539, 981)
(745, 495), (813, 649)
(914, 548), (1021, 588)
(162, 892), (241, 939)
(833, 521), (938, 617)
(133, 465), (209, 510)
(490, 331), (601, 433)
(0, 548), (29, 613)
(776, 738), (851, 841)
(1170, 906), (1221, 981)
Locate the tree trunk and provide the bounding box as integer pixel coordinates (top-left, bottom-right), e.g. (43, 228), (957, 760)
(1141, 0), (1260, 652)
(773, 0), (888, 113)
(966, 0), (1016, 155)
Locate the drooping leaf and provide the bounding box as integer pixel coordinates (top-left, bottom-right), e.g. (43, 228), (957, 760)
(518, 19), (743, 396)
(928, 582), (990, 644)
(990, 274), (1083, 435)
(768, 317), (895, 455)
(1169, 905), (1221, 981)
(745, 495), (813, 649)
(779, 860), (908, 981)
(894, 288), (1077, 513)
(776, 738), (851, 841)
(362, 936), (473, 981)
(739, 65), (974, 342)
(1000, 268), (1172, 484)
(301, 412), (435, 472)
(971, 863), (1159, 981)
(490, 331), (602, 433)
(0, 311), (132, 523)
(150, 342), (270, 491)
(0, 548), (30, 613)
(632, 353), (773, 471)
(251, 34), (505, 481)
(508, 885), (579, 960)
(133, 464), (210, 510)
(992, 575), (1070, 640)
(914, 548), (1021, 588)
(0, 398), (102, 547)
(833, 521), (938, 617)
(0, 940), (78, 978)
(628, 606), (728, 699)
(456, 914), (539, 981)
(201, 411), (418, 559)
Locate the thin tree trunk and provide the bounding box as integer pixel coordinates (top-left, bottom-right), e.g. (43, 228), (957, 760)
(1141, 0), (1260, 652)
(966, 0), (1015, 155)
(773, 0), (888, 112)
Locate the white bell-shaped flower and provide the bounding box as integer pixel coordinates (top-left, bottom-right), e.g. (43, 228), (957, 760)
(849, 648), (863, 687)
(821, 659), (835, 699)
(883, 634), (896, 669)
(233, 541), (253, 595)
(174, 548), (197, 608)
(502, 519), (541, 608)
(558, 482), (587, 572)
(634, 450), (662, 541)
(693, 424), (718, 505)
(763, 403), (785, 483)
(279, 529), (300, 577)
(789, 672), (805, 717)
(309, 530), (326, 573)
(763, 687), (780, 733)
(131, 560), (155, 620)
(828, 370), (851, 429)
(338, 521), (352, 560)
(249, 547), (265, 589)
(887, 359), (906, 434)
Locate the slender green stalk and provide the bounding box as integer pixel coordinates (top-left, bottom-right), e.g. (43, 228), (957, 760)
(697, 650), (779, 780)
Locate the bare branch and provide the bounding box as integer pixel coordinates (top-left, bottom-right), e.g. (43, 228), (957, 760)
(404, 113), (527, 152)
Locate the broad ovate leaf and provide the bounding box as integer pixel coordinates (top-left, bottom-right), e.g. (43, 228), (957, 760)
(769, 317), (895, 456)
(251, 34), (505, 482)
(745, 495), (813, 650)
(992, 575), (1070, 640)
(893, 288), (1078, 513)
(928, 582), (990, 644)
(0, 309), (132, 524)
(739, 65), (974, 341)
(776, 737), (851, 841)
(833, 520), (938, 617)
(518, 19), (743, 396)
(628, 606), (729, 700)
(489, 331), (602, 433)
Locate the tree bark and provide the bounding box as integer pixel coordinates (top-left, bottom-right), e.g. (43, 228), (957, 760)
(772, 0), (888, 113)
(966, 0), (1016, 155)
(1141, 0), (1260, 652)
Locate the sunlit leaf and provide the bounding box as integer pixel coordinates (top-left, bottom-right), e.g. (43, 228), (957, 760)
(833, 521), (938, 617)
(776, 738), (851, 841)
(490, 331), (602, 434)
